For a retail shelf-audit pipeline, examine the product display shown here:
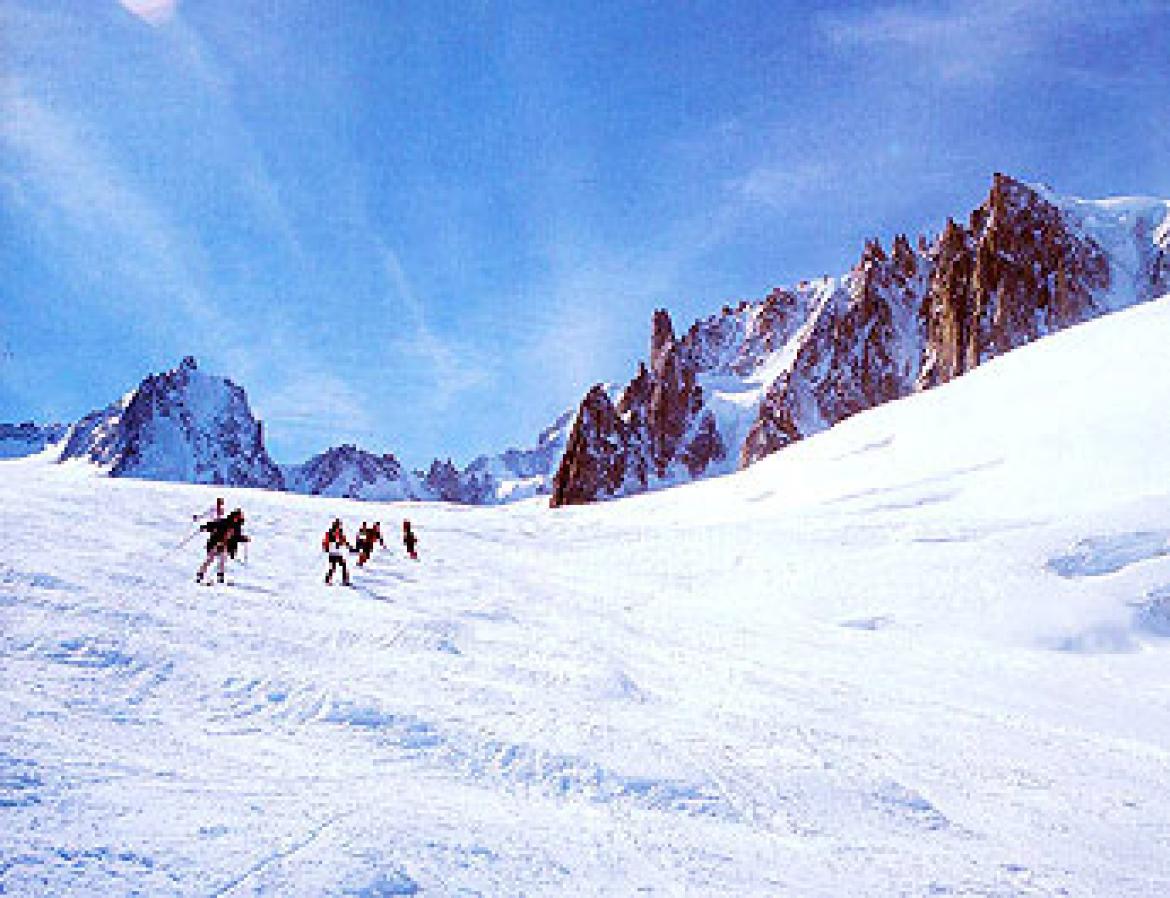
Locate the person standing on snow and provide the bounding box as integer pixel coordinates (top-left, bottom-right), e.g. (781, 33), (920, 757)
(402, 519), (419, 561)
(356, 521), (386, 567)
(322, 519), (352, 586)
(196, 508), (245, 584)
(355, 522), (370, 564)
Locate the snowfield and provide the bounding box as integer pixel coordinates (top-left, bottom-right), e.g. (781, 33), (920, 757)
(4, 298), (1170, 896)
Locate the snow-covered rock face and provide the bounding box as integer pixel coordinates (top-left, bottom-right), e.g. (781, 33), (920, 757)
(287, 409), (576, 506)
(283, 444), (425, 501)
(550, 385), (636, 507)
(0, 422), (68, 459)
(58, 356), (284, 489)
(421, 458), (464, 502)
(919, 172), (1112, 387)
(553, 173), (1170, 506)
(459, 409), (575, 504)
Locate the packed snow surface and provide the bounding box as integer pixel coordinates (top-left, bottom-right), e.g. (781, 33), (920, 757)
(4, 298), (1170, 895)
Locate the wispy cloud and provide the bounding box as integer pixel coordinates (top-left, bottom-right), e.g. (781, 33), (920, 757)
(821, 0), (1050, 82)
(117, 0), (178, 27)
(379, 246), (494, 411)
(254, 368), (377, 453)
(0, 76), (222, 337)
(820, 0), (1166, 83)
(730, 161), (836, 211)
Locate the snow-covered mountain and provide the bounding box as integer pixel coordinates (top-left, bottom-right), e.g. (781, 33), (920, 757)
(552, 174), (1170, 505)
(12, 174), (1166, 509)
(289, 411), (575, 505)
(0, 422), (68, 459)
(282, 444), (428, 502)
(57, 356), (284, 488)
(457, 409), (575, 504)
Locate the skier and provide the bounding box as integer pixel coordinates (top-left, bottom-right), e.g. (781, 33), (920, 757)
(354, 522), (370, 563)
(402, 519), (419, 561)
(196, 508), (245, 584)
(356, 521), (386, 567)
(322, 519), (352, 586)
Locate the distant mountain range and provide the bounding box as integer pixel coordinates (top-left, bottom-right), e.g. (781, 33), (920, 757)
(3, 174), (1167, 506)
(0, 355), (572, 505)
(0, 422), (69, 460)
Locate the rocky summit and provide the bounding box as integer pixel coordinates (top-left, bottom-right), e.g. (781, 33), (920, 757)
(57, 356), (284, 489)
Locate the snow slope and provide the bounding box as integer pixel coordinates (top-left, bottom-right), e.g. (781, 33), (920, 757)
(3, 297), (1170, 895)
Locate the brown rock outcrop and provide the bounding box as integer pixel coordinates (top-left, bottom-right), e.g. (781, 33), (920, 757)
(918, 172), (1110, 387)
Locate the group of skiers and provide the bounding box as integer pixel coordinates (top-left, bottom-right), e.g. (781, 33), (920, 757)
(192, 497), (420, 587)
(320, 518), (418, 586)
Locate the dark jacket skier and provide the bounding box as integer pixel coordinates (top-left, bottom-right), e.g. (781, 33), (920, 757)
(402, 519), (418, 561)
(197, 508), (245, 583)
(356, 521), (386, 567)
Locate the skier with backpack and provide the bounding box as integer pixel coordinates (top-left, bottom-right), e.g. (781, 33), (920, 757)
(196, 508), (247, 584)
(402, 519), (419, 561)
(355, 521), (386, 567)
(322, 519), (352, 586)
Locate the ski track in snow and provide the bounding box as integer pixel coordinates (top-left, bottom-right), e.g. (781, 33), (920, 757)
(6, 300), (1170, 895)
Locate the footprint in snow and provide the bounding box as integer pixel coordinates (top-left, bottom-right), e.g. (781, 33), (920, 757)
(839, 615), (894, 631)
(1131, 584), (1170, 637)
(1047, 530), (1170, 578)
(342, 869), (420, 897)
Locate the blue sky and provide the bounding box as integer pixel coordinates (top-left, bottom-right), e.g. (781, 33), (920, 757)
(2, 0), (1168, 466)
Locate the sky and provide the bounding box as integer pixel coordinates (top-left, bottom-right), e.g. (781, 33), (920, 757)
(2, 0), (1168, 466)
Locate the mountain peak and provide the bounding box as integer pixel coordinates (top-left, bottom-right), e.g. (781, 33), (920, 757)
(58, 359), (283, 488)
(650, 308), (676, 361)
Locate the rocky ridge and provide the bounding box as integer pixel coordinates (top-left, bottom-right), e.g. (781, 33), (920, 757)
(0, 422), (69, 460)
(552, 174), (1170, 505)
(58, 356), (284, 488)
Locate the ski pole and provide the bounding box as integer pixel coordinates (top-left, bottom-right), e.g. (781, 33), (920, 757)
(176, 528), (201, 549)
